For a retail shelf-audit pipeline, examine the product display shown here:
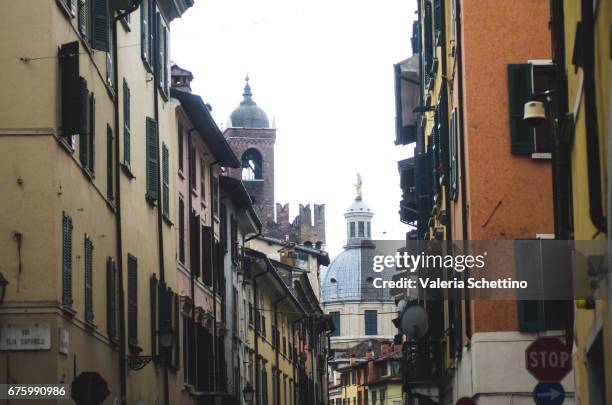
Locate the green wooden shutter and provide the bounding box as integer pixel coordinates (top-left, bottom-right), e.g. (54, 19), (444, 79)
(123, 79), (131, 166)
(434, 0), (442, 34)
(164, 27), (170, 94)
(140, 0), (148, 63)
(84, 235), (94, 322)
(62, 212), (73, 306)
(178, 198), (185, 263)
(201, 225), (212, 285)
(508, 64), (535, 154)
(424, 2), (433, 79)
(415, 153), (432, 239)
(190, 212), (201, 276)
(514, 240), (546, 332)
(146, 117), (158, 201)
(88, 93), (96, 172)
(150, 274), (158, 360)
(107, 125), (113, 200)
(127, 254), (138, 345)
(172, 293), (180, 368)
(91, 0), (109, 51)
(59, 42), (80, 137)
(79, 78), (90, 166)
(162, 143), (169, 216)
(106, 257), (116, 338)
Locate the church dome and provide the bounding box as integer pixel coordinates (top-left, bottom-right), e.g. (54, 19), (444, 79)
(346, 197), (372, 214)
(320, 243), (393, 303)
(229, 76), (270, 129)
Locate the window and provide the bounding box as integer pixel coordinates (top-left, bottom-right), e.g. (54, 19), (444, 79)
(123, 79), (131, 167)
(330, 311), (340, 337)
(366, 222), (371, 238)
(200, 156), (205, 197)
(230, 215), (238, 262)
(358, 221), (365, 237)
(84, 235), (94, 322)
(190, 211), (201, 275)
(106, 257), (116, 338)
(423, 1), (434, 79)
(183, 313), (195, 384)
(162, 143), (170, 217)
(80, 92), (95, 173)
(145, 117), (158, 201)
(127, 254), (138, 346)
(149, 274), (158, 359)
(241, 148), (262, 180)
(178, 123), (184, 172)
(212, 176), (219, 216)
(433, 0), (441, 34)
(178, 197), (185, 263)
(77, 0), (89, 40)
(106, 125), (113, 200)
(449, 108), (458, 201)
(62, 212), (73, 306)
(349, 222), (356, 238)
(201, 226), (213, 286)
(75, 0), (110, 51)
(364, 310), (377, 335)
(59, 42), (87, 139)
(140, 0), (152, 68)
(156, 12), (170, 95)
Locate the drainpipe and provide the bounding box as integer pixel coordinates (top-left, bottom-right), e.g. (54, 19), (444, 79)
(252, 260), (269, 405)
(111, 3), (142, 403)
(273, 291), (288, 405)
(454, 0), (471, 339)
(187, 127), (198, 387)
(209, 160), (219, 392)
(580, 0), (606, 233)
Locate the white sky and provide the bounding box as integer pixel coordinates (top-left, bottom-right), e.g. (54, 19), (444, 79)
(171, 0), (416, 257)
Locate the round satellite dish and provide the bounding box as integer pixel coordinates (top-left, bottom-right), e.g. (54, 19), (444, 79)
(400, 304), (428, 340)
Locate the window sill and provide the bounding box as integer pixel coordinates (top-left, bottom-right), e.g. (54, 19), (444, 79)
(145, 194), (158, 207)
(201, 200), (207, 209)
(119, 16), (131, 32)
(531, 152), (552, 160)
(84, 320), (97, 331)
(58, 136), (76, 154)
(191, 188), (198, 197)
(128, 342), (142, 355)
(61, 304), (76, 317)
(163, 213), (174, 226)
(81, 166), (95, 181)
(120, 162), (136, 179)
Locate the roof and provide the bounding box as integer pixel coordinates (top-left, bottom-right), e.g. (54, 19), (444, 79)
(320, 242), (395, 303)
(256, 235), (331, 266)
(171, 88), (240, 168)
(219, 176), (262, 231)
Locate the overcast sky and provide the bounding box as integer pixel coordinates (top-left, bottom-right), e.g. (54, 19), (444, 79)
(171, 0), (416, 257)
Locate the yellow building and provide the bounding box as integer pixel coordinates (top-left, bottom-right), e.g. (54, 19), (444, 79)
(560, 0), (612, 403)
(0, 0), (191, 403)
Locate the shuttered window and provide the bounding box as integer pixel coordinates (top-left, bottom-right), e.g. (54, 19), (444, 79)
(157, 13), (170, 95)
(508, 64), (535, 154)
(190, 212), (201, 276)
(433, 0), (442, 35)
(78, 0), (89, 39)
(212, 176), (219, 215)
(84, 235), (94, 322)
(230, 215), (238, 263)
(145, 117), (158, 201)
(127, 254), (138, 346)
(189, 142), (196, 190)
(62, 212), (73, 306)
(450, 109), (458, 201)
(140, 0), (152, 67)
(59, 42), (83, 138)
(150, 274), (158, 360)
(201, 225), (213, 286)
(80, 91), (95, 173)
(91, 0), (109, 51)
(423, 2), (434, 80)
(364, 310), (377, 335)
(172, 292), (180, 369)
(107, 125), (113, 201)
(200, 156), (205, 197)
(123, 79), (131, 166)
(106, 257), (117, 338)
(330, 311), (340, 337)
(178, 197), (185, 263)
(177, 123), (184, 172)
(162, 143), (170, 217)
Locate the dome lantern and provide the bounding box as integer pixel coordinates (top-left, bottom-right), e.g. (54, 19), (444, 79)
(344, 173), (374, 242)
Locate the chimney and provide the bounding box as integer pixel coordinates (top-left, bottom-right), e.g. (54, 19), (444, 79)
(280, 247), (296, 267)
(171, 64), (194, 93)
(349, 352), (356, 366)
(380, 341), (391, 355)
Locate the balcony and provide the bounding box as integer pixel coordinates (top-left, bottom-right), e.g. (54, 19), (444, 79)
(402, 338), (442, 385)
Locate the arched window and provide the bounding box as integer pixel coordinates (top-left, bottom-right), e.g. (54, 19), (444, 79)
(241, 148), (262, 180)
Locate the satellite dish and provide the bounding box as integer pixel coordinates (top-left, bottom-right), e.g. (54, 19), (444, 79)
(399, 304), (428, 340)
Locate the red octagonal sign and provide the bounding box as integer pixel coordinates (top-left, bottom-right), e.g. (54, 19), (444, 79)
(525, 337), (572, 381)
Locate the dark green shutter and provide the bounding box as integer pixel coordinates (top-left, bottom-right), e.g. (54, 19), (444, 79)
(150, 275), (158, 360)
(79, 78), (90, 166)
(140, 0), (148, 63)
(127, 255), (138, 345)
(508, 64), (535, 154)
(59, 42), (80, 137)
(146, 117), (158, 201)
(415, 153), (432, 239)
(89, 93), (95, 172)
(178, 198), (185, 263)
(107, 125), (113, 199)
(172, 293), (180, 368)
(434, 0), (442, 34)
(162, 143), (169, 216)
(177, 124), (184, 171)
(424, 2), (433, 79)
(190, 212), (201, 276)
(62, 212), (73, 306)
(84, 235), (94, 322)
(514, 240), (546, 332)
(91, 0), (109, 51)
(201, 225), (212, 285)
(107, 257), (116, 338)
(123, 79), (131, 166)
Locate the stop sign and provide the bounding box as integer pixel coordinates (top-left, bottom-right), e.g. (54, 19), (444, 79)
(525, 337), (572, 381)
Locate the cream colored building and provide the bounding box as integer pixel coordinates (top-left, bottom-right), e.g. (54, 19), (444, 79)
(0, 0), (191, 403)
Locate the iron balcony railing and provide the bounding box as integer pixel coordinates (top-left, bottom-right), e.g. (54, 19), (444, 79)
(402, 337), (442, 384)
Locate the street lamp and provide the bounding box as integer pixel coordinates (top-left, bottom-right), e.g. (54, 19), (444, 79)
(242, 382), (254, 405)
(0, 272), (8, 305)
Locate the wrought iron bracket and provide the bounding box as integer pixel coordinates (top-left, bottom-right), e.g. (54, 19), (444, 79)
(127, 355), (154, 371)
